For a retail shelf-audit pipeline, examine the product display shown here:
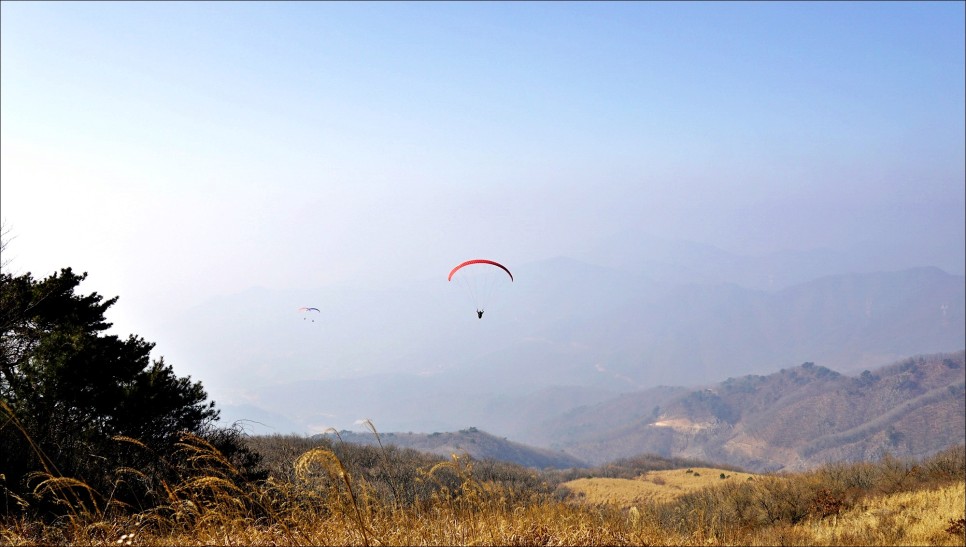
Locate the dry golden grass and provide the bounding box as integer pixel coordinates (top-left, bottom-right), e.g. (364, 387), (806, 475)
(562, 466), (761, 507)
(2, 426), (963, 547)
(802, 481), (966, 547)
(3, 474), (963, 546)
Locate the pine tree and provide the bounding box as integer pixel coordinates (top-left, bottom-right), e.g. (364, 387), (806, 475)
(0, 267), (219, 514)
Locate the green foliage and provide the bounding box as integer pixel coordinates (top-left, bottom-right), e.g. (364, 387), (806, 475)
(0, 267), (238, 517)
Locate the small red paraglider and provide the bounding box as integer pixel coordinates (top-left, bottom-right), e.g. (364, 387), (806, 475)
(448, 259), (513, 318)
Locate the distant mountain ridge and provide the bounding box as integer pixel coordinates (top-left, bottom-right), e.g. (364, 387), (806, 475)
(507, 265), (965, 391)
(532, 350), (965, 471)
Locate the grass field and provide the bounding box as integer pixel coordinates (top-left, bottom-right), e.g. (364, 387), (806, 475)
(562, 467), (965, 546)
(562, 466), (760, 507)
(803, 481), (965, 546)
(2, 433), (963, 546)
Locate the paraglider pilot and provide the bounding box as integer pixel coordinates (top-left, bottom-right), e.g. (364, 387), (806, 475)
(477, 309), (484, 319)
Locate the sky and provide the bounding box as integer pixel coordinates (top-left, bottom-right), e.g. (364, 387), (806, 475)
(2, 1), (965, 347)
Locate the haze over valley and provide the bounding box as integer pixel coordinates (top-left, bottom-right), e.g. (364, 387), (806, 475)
(181, 236), (966, 461)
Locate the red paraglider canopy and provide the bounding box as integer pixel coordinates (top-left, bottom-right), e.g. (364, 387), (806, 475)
(448, 259), (513, 282)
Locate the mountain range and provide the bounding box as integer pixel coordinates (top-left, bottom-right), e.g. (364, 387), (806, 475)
(307, 351), (964, 473)
(156, 235), (964, 462)
(529, 350), (965, 471)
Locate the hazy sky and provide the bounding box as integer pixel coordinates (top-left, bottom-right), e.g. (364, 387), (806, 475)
(3, 1), (964, 341)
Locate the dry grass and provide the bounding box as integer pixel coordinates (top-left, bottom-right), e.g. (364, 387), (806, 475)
(803, 481), (966, 546)
(2, 425), (963, 546)
(562, 467), (760, 507)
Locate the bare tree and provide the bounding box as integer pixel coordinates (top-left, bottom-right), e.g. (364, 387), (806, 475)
(0, 219), (14, 273)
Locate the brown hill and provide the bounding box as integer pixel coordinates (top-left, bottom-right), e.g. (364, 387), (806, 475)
(537, 351), (965, 471)
(315, 427), (587, 469)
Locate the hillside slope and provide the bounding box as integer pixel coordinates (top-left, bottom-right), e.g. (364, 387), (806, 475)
(535, 351), (965, 471)
(315, 427), (587, 469)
